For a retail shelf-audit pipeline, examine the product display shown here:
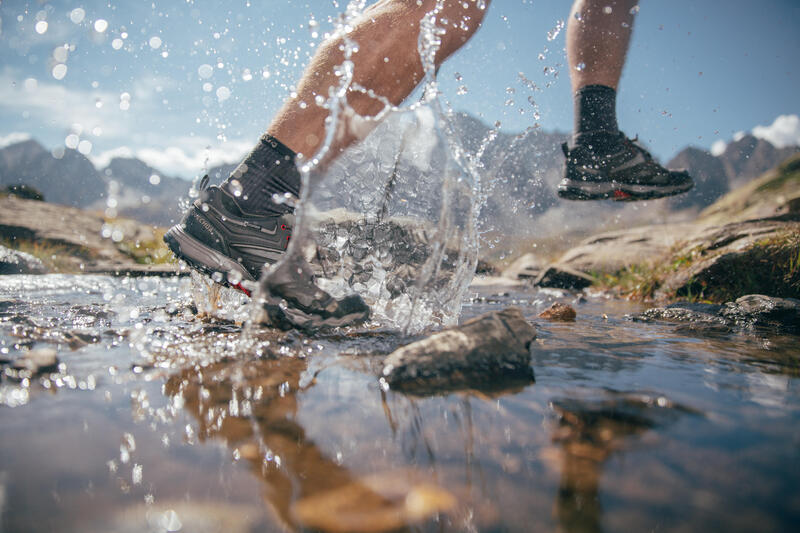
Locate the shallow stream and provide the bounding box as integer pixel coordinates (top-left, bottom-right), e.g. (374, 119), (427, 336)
(1, 274), (798, 532)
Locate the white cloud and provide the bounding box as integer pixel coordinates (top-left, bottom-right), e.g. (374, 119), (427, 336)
(752, 114), (800, 148)
(90, 139), (250, 177)
(710, 139), (727, 156)
(0, 132), (31, 148)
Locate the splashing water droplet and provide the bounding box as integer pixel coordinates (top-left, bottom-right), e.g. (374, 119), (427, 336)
(94, 19), (108, 33)
(149, 36), (162, 49)
(456, 85), (467, 95)
(77, 140), (92, 155)
(149, 174), (161, 185)
(575, 62), (586, 71)
(111, 38), (123, 50)
(228, 179), (242, 197)
(547, 20), (565, 41)
(574, 11), (583, 21)
(603, 6), (613, 14)
(197, 64), (214, 79)
(65, 134), (79, 149)
(241, 68), (253, 81)
(216, 86), (231, 102)
(52, 64), (67, 80)
(202, 83), (213, 92)
(53, 46), (68, 63)
(630, 5), (640, 14)
(34, 21), (48, 34)
(70, 8), (85, 24)
(454, 72), (463, 82)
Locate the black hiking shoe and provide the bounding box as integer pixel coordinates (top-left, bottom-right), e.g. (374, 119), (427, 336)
(558, 132), (693, 201)
(257, 254), (371, 331)
(163, 175), (292, 295)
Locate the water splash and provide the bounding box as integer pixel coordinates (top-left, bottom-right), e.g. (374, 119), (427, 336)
(254, 1), (480, 333)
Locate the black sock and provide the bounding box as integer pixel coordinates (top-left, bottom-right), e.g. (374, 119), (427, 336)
(221, 134), (301, 216)
(573, 84), (619, 147)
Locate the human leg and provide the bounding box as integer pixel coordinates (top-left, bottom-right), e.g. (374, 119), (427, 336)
(559, 0), (693, 201)
(166, 1), (487, 316)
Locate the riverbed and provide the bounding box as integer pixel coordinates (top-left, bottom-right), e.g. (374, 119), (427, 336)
(1, 274), (798, 532)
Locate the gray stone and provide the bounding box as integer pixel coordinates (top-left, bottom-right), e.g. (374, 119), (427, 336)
(0, 245), (47, 275)
(720, 295), (800, 331)
(534, 265), (594, 290)
(631, 295), (800, 334)
(382, 307), (536, 393)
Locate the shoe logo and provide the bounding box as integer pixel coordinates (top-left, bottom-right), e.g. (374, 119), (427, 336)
(612, 152), (647, 172)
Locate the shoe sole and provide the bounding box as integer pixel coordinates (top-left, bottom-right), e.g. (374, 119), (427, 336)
(557, 178), (693, 201)
(163, 226), (256, 295)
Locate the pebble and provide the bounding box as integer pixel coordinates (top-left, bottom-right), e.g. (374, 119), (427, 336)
(538, 302), (577, 321)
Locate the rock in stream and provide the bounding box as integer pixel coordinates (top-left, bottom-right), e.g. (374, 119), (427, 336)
(381, 307), (536, 393)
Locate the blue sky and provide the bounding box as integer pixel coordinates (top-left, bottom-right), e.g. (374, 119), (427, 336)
(0, 0), (798, 178)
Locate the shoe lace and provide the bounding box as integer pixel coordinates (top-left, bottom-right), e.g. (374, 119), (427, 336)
(623, 134), (654, 161)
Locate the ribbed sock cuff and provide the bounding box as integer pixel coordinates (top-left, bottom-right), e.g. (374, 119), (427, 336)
(573, 84), (619, 144)
(222, 134), (301, 216)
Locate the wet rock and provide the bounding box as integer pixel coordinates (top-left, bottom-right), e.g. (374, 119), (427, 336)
(11, 348), (60, 375)
(538, 302), (577, 322)
(534, 265), (593, 290)
(720, 295), (800, 331)
(0, 245), (47, 275)
(631, 294), (800, 334)
(291, 471), (456, 533)
(381, 307), (536, 393)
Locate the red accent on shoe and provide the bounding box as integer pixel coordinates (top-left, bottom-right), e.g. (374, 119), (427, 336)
(231, 282), (251, 297)
(613, 189), (632, 199)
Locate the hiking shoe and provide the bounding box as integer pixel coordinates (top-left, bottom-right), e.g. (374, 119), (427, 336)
(558, 133), (693, 201)
(163, 175), (292, 295)
(257, 254), (371, 331)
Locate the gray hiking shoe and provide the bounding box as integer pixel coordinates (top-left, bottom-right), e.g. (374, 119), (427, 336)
(558, 132), (693, 201)
(257, 255), (370, 331)
(164, 175), (292, 295)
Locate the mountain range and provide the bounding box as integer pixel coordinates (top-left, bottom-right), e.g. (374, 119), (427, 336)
(1, 115), (797, 232)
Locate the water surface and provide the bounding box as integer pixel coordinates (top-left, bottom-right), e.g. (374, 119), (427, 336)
(1, 274), (798, 532)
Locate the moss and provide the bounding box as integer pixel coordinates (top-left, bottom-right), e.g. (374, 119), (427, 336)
(115, 228), (176, 265)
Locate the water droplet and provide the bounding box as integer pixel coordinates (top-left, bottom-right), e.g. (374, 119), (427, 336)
(456, 85), (467, 95)
(94, 19), (108, 33)
(65, 134), (79, 149)
(160, 510), (182, 532)
(228, 179), (243, 198)
(78, 140), (92, 155)
(111, 38), (123, 50)
(575, 62), (586, 71)
(630, 5), (640, 14)
(241, 68), (253, 81)
(197, 64), (214, 79)
(149, 174), (161, 185)
(52, 64), (67, 80)
(603, 6), (613, 14)
(454, 72), (463, 82)
(34, 21), (48, 34)
(53, 46), (68, 63)
(202, 82), (213, 92)
(23, 78), (37, 91)
(149, 36), (162, 49)
(132, 464), (142, 485)
(216, 86), (231, 102)
(574, 11), (583, 21)
(70, 8), (86, 24)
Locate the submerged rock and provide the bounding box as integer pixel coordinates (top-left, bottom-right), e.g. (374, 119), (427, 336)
(538, 302), (577, 322)
(0, 245), (47, 275)
(381, 307), (536, 393)
(631, 294), (800, 333)
(292, 471), (456, 533)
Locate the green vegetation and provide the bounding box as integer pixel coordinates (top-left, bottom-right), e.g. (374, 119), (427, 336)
(115, 227), (176, 265)
(1, 237), (88, 273)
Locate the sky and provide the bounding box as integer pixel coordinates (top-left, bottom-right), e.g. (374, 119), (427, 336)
(0, 0), (798, 179)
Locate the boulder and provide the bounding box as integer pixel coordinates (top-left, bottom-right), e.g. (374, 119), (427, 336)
(0, 245), (47, 274)
(10, 348), (60, 375)
(381, 307), (536, 393)
(534, 265), (594, 290)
